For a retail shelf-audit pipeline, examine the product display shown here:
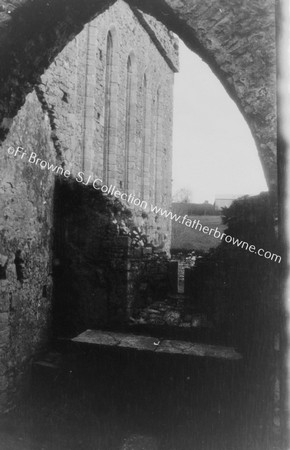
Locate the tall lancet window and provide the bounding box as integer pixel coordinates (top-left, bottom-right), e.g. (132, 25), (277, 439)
(141, 73), (147, 199)
(103, 31), (113, 183)
(154, 87), (161, 205)
(124, 55), (133, 191)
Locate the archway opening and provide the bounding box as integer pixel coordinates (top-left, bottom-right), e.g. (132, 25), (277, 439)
(171, 38), (270, 267)
(0, 1), (280, 449)
(172, 40), (268, 206)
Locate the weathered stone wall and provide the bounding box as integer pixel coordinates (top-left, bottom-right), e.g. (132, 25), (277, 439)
(53, 179), (126, 334)
(34, 0), (176, 252)
(29, 0), (176, 254)
(53, 179), (170, 335)
(38, 0), (176, 209)
(0, 91), (56, 410)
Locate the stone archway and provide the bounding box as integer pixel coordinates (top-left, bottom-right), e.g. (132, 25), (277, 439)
(0, 0), (277, 191)
(0, 0), (281, 427)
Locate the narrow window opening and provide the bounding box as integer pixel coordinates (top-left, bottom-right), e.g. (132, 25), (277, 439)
(141, 74), (147, 199)
(103, 31), (113, 183)
(124, 55), (133, 192)
(154, 88), (161, 205)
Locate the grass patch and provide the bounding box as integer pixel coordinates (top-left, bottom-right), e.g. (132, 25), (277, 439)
(171, 215), (227, 252)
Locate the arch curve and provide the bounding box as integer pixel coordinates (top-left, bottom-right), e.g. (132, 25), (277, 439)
(0, 0), (277, 191)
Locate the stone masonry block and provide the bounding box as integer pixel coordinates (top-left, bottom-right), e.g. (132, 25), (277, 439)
(0, 293), (10, 313)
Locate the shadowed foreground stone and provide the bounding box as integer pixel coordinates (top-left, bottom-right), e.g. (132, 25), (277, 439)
(72, 330), (242, 360)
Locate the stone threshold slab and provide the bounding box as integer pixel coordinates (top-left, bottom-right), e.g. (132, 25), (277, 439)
(72, 330), (242, 361)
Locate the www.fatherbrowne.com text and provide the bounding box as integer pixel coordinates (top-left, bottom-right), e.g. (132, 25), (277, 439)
(150, 205), (281, 264)
(7, 147), (282, 264)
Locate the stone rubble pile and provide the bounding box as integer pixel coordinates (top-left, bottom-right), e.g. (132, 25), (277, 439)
(132, 297), (212, 329)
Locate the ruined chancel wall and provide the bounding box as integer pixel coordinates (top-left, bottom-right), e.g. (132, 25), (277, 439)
(36, 0), (178, 249)
(39, 0), (178, 206)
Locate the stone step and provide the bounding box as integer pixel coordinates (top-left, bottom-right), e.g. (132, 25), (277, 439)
(71, 330), (242, 361)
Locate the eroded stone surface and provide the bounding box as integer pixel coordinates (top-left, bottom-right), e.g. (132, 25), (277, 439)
(0, 92), (55, 412)
(72, 330), (121, 347)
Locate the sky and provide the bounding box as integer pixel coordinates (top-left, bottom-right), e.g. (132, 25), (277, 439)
(172, 40), (268, 204)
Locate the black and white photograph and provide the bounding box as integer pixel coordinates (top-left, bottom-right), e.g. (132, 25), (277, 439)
(0, 1), (288, 449)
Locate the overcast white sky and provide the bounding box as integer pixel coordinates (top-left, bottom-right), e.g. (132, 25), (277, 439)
(172, 40), (268, 204)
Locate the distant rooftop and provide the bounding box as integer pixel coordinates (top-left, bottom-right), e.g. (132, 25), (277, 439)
(214, 194), (239, 200)
(214, 195), (239, 210)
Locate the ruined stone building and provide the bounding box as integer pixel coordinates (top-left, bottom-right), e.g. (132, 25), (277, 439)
(0, 0), (178, 410)
(39, 0), (178, 204)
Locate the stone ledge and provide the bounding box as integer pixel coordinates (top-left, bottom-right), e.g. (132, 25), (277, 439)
(72, 329), (242, 360)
